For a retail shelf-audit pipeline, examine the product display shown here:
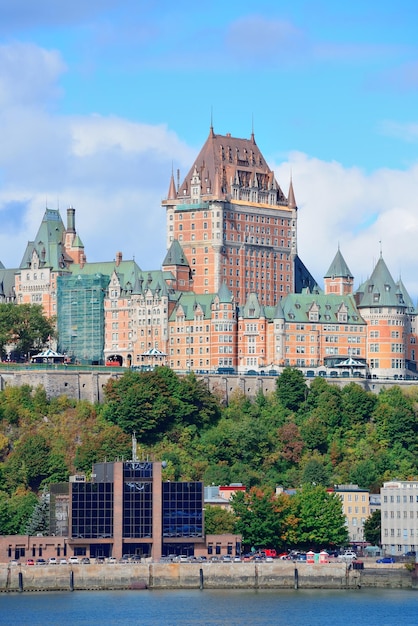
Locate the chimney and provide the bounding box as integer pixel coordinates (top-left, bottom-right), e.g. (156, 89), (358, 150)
(67, 206), (76, 233)
(116, 252), (122, 267)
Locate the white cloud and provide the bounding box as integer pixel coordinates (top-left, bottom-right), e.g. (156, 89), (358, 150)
(275, 153), (418, 300)
(0, 43), (65, 107)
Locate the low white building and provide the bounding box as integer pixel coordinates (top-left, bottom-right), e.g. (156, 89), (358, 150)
(380, 481), (418, 555)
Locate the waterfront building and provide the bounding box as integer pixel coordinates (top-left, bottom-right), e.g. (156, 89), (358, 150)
(334, 484), (370, 545)
(380, 480), (418, 555)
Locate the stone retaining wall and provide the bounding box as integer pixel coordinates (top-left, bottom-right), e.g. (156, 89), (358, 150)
(0, 562), (415, 592)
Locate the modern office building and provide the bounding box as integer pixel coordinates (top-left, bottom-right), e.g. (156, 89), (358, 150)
(381, 480), (418, 555)
(68, 458), (206, 561)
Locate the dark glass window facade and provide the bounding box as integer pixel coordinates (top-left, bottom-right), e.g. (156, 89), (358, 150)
(71, 483), (113, 539)
(123, 461), (153, 538)
(123, 481), (153, 538)
(163, 482), (203, 538)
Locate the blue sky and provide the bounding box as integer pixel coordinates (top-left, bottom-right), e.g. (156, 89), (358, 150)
(1, 1), (418, 296)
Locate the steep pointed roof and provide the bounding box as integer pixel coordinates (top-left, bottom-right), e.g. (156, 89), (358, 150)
(19, 208), (73, 271)
(287, 178), (297, 210)
(217, 282), (233, 303)
(241, 292), (265, 318)
(356, 255), (405, 308)
(324, 248), (353, 279)
(167, 172), (177, 200)
(396, 278), (416, 314)
(294, 255), (318, 293)
(173, 127), (288, 205)
(162, 240), (189, 267)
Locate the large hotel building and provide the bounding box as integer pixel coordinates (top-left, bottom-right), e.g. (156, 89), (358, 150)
(0, 125), (416, 380)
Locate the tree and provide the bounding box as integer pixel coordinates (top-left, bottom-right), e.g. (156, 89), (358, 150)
(276, 367), (307, 412)
(0, 488), (38, 535)
(294, 485), (348, 550)
(204, 505), (236, 534)
(363, 509), (381, 546)
(25, 487), (50, 535)
(231, 488), (292, 551)
(0, 303), (55, 359)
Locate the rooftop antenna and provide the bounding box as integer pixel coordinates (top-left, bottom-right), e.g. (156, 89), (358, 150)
(132, 432), (138, 462)
(379, 240), (383, 258)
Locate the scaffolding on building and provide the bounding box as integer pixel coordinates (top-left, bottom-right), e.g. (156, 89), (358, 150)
(57, 273), (109, 365)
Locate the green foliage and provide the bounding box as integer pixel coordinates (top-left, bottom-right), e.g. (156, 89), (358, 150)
(276, 367), (307, 412)
(232, 488), (291, 550)
(363, 509), (381, 546)
(102, 368), (221, 444)
(0, 302), (55, 359)
(204, 505), (236, 534)
(293, 485), (349, 550)
(25, 487), (50, 535)
(0, 488), (38, 534)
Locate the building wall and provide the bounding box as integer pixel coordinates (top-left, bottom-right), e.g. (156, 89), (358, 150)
(334, 485), (370, 544)
(381, 481), (418, 554)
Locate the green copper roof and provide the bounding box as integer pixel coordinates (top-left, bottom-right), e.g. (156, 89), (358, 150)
(162, 240), (190, 266)
(169, 292), (215, 321)
(19, 209), (72, 271)
(218, 282), (233, 303)
(396, 278), (416, 314)
(241, 293), (265, 318)
(356, 255), (406, 309)
(324, 248), (353, 279)
(281, 292), (365, 325)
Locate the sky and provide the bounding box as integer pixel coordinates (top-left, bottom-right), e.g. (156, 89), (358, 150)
(1, 0), (418, 297)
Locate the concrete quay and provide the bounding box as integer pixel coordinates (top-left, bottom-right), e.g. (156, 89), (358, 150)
(1, 561), (416, 592)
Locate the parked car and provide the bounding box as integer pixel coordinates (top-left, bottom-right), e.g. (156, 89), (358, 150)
(108, 557), (117, 564)
(376, 557), (395, 564)
(9, 559), (19, 566)
(48, 557), (57, 565)
(221, 555), (232, 563)
(68, 556), (79, 564)
(340, 551), (357, 560)
(81, 557), (91, 564)
(26, 559), (35, 566)
(59, 558), (68, 565)
(36, 558), (47, 566)
(95, 557), (105, 564)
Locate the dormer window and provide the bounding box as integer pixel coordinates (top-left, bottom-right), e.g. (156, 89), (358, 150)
(373, 294), (380, 303)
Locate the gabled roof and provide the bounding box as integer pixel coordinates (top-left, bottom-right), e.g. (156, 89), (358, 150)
(241, 292), (265, 319)
(19, 208), (72, 271)
(217, 282), (233, 303)
(162, 240), (189, 267)
(169, 292), (215, 321)
(356, 255), (406, 309)
(324, 248), (353, 279)
(174, 126), (288, 204)
(280, 292), (365, 325)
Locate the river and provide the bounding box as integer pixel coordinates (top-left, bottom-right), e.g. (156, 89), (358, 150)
(1, 588), (417, 625)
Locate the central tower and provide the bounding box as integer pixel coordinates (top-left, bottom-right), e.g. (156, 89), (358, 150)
(162, 127), (298, 306)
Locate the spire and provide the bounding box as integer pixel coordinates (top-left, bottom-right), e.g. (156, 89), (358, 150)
(287, 177), (297, 210)
(167, 168), (177, 200)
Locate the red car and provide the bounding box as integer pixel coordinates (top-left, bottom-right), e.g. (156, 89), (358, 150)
(26, 559), (35, 566)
